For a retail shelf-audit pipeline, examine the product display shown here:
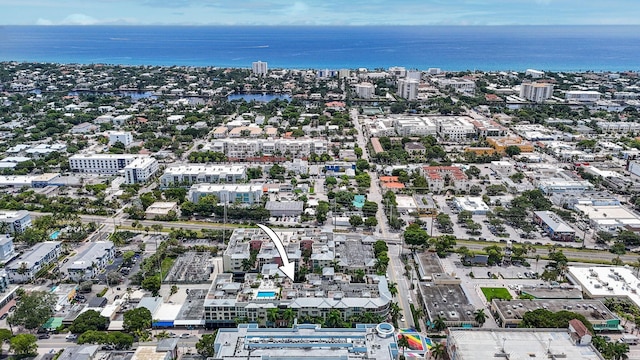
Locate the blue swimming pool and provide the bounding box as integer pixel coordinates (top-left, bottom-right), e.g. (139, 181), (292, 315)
(50, 230), (61, 240)
(256, 291), (276, 299)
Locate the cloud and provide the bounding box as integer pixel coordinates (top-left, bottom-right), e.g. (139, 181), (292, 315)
(61, 13), (100, 25)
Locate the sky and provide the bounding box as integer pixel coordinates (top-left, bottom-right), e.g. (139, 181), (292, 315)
(1, 0), (639, 26)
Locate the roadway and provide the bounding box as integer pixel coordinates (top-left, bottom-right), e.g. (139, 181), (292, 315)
(350, 108), (414, 329)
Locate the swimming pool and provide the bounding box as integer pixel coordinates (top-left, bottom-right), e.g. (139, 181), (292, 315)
(256, 291), (277, 299)
(50, 230), (61, 240)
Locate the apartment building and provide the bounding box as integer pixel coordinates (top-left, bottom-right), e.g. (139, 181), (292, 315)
(66, 241), (115, 282)
(69, 153), (145, 174)
(124, 157), (159, 185)
(520, 82), (554, 102)
(108, 131), (133, 146)
(397, 78), (419, 100)
(0, 235), (16, 263)
(597, 121), (640, 133)
(204, 272), (391, 329)
(470, 118), (507, 137)
(252, 61), (268, 76)
(354, 82), (375, 99)
(209, 139), (328, 160)
(421, 166), (470, 193)
(6, 241), (61, 283)
(435, 78), (476, 95)
(160, 165), (247, 188)
(188, 184), (264, 204)
(434, 116), (476, 141)
(565, 90), (602, 102)
(0, 210), (31, 234)
(393, 116), (437, 137)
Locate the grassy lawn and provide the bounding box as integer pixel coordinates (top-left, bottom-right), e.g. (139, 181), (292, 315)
(481, 287), (513, 302)
(161, 257), (176, 278)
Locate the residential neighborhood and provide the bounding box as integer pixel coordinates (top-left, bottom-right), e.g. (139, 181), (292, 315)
(2, 62), (640, 359)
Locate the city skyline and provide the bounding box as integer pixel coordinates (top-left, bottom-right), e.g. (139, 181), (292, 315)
(1, 0), (639, 26)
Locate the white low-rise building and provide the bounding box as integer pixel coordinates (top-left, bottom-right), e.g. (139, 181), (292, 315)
(109, 131), (133, 146)
(6, 241), (61, 283)
(69, 154), (144, 174)
(160, 165), (247, 188)
(123, 157), (159, 184)
(565, 90), (601, 102)
(393, 116), (437, 137)
(568, 266), (640, 309)
(435, 116), (476, 141)
(188, 184), (264, 204)
(0, 210), (31, 234)
(66, 241), (115, 282)
(454, 196), (490, 214)
(490, 161), (514, 175)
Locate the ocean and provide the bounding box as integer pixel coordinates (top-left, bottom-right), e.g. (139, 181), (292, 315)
(0, 25), (638, 72)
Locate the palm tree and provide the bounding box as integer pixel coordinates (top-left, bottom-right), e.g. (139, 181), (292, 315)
(414, 308), (424, 324)
(430, 342), (446, 360)
(397, 335), (410, 359)
(282, 308), (296, 327)
(389, 302), (401, 323)
(433, 316), (447, 332)
(326, 309), (344, 328)
(267, 308), (280, 327)
(474, 309), (487, 327)
(388, 282), (398, 297)
(360, 312), (377, 324)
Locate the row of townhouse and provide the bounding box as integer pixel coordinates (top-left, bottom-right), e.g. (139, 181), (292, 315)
(160, 165), (247, 188)
(421, 165), (470, 192)
(205, 139), (328, 160)
(367, 115), (483, 141)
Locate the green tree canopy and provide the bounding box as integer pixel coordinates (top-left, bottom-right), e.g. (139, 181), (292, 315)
(70, 310), (110, 334)
(196, 333), (217, 358)
(7, 291), (56, 330)
(123, 307), (152, 333)
(10, 334), (38, 356)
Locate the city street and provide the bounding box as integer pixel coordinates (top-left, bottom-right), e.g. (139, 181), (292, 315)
(351, 108), (414, 328)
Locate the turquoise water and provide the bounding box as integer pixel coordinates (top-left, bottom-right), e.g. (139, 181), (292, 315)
(50, 230), (60, 240)
(256, 291), (277, 298)
(1, 26), (639, 71)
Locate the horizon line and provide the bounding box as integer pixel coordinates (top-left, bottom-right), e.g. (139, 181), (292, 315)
(2, 24), (640, 27)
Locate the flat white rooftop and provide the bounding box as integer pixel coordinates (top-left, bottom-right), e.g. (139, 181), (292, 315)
(448, 328), (603, 360)
(568, 266), (640, 308)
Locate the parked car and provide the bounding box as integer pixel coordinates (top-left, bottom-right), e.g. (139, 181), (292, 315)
(0, 313), (8, 320)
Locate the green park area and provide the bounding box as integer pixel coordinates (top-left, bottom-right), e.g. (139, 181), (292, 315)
(481, 287), (513, 302)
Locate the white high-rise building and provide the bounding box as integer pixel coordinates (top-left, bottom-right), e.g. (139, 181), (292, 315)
(520, 82), (554, 103)
(252, 61), (268, 76)
(354, 83), (375, 99)
(397, 78), (419, 100)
